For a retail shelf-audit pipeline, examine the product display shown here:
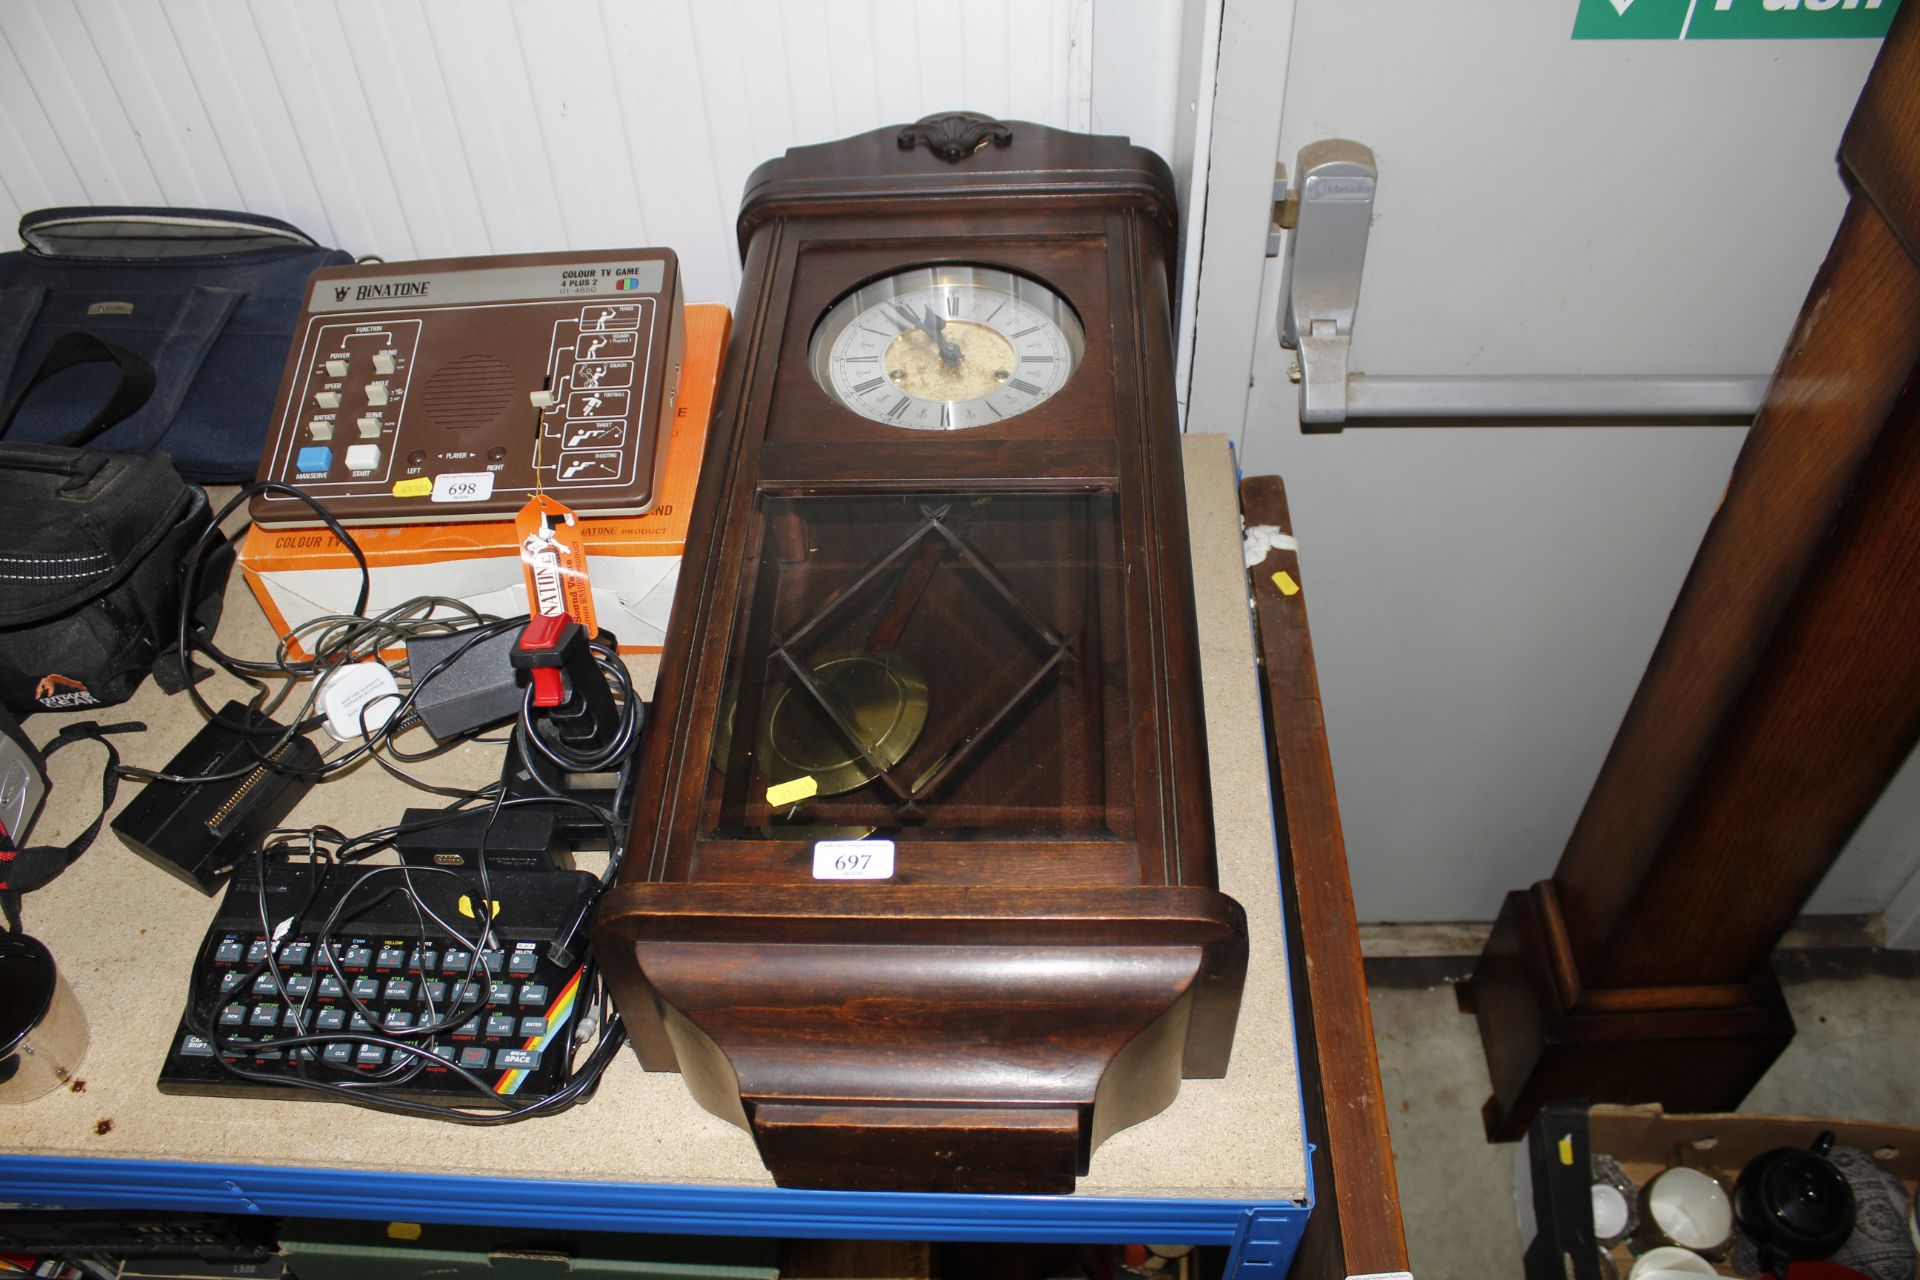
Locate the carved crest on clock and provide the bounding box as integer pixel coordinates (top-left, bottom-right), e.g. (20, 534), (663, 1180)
(895, 111), (1014, 162)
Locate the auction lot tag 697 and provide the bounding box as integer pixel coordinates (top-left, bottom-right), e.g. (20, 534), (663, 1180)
(812, 839), (895, 881)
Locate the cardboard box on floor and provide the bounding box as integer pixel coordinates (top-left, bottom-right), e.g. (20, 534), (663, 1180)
(238, 304), (730, 658)
(1522, 1102), (1920, 1279)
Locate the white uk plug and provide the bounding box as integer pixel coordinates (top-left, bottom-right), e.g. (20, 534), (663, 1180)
(318, 661), (404, 742)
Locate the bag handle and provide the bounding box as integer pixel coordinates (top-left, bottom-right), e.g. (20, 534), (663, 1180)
(0, 286), (49, 403)
(0, 721), (145, 935)
(0, 441), (109, 488)
(0, 331), (157, 447)
(105, 285), (241, 454)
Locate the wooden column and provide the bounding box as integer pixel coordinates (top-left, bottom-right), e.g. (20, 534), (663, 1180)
(1466, 5), (1920, 1142)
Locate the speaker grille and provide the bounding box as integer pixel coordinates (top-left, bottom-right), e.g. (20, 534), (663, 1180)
(420, 354), (516, 429)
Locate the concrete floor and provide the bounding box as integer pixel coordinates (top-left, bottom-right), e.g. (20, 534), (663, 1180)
(1365, 933), (1920, 1278)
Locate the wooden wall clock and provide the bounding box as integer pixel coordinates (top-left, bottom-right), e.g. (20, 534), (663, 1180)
(594, 111), (1248, 1194)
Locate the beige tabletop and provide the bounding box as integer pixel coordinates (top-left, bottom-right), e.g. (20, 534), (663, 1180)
(4, 433), (1305, 1204)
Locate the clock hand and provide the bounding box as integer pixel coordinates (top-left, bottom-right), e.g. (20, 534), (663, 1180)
(888, 302), (964, 369)
(920, 304), (963, 369)
(889, 302), (925, 336)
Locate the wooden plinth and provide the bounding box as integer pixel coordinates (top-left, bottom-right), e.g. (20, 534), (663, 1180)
(1467, 884), (1794, 1142)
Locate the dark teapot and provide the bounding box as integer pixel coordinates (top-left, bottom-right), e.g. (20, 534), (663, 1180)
(1734, 1130), (1857, 1276)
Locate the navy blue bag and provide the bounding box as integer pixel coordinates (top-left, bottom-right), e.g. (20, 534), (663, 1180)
(0, 208), (351, 482)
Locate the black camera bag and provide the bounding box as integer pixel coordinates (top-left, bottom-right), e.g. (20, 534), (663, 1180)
(0, 332), (223, 715)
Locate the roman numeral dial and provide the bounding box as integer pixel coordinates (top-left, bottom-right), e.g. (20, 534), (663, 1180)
(810, 265), (1085, 429)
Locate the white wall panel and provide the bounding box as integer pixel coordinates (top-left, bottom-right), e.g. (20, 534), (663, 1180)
(148, 2), (335, 242)
(0, 0), (1105, 305)
(71, 1), (243, 209)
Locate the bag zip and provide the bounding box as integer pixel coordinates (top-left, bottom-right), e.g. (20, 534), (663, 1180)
(20, 212), (320, 256)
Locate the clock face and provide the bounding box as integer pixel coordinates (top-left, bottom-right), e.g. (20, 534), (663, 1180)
(808, 264), (1085, 429)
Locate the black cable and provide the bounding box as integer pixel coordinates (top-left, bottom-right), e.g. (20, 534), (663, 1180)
(187, 787), (629, 1123)
(149, 480), (638, 1120)
(124, 613), (525, 789)
(515, 639), (643, 775)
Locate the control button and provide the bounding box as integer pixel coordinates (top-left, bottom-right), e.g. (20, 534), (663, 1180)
(215, 939), (243, 964)
(487, 446), (509, 463)
(350, 977), (380, 1001)
(284, 974), (312, 998)
(249, 1004), (279, 1027)
(219, 1004), (246, 1027)
(529, 389), (556, 409)
(281, 942), (311, 965)
(251, 974), (280, 996)
(458, 1046), (491, 1069)
(365, 381), (390, 406)
(383, 978), (414, 1002)
(518, 1017), (547, 1038)
(316, 1008), (346, 1031)
(407, 947), (438, 971)
(342, 945), (373, 969)
(317, 975), (345, 999)
(344, 444), (381, 471)
(246, 940), (270, 964)
(323, 1043), (353, 1065)
(485, 1014), (516, 1038)
(453, 1016), (482, 1039)
(383, 1009), (415, 1031)
(421, 980), (449, 1005)
(308, 420), (333, 441)
(495, 1048), (541, 1071)
(487, 981), (514, 1006)
(517, 983), (548, 1007)
(180, 1034), (215, 1058)
(356, 415), (382, 439)
(296, 445), (332, 474)
(507, 951), (538, 976)
(325, 358), (349, 378)
(376, 946), (406, 970)
(480, 949), (505, 973)
(355, 1044), (387, 1067)
(219, 972), (245, 993)
(408, 450), (427, 465)
(314, 390), (342, 410)
(430, 1043), (456, 1062)
(372, 352), (397, 375)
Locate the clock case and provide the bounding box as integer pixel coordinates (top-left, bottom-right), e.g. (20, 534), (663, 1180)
(594, 113), (1248, 1194)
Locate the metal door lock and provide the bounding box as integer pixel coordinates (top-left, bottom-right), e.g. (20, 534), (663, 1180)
(1270, 139), (1765, 430)
(1275, 141), (1378, 426)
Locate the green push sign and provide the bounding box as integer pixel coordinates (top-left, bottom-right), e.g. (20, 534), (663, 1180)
(1572, 0), (1901, 39)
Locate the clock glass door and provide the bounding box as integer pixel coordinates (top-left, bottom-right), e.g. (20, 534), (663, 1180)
(702, 491), (1134, 843)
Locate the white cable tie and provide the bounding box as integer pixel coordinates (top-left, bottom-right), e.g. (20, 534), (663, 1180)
(1243, 524), (1299, 567)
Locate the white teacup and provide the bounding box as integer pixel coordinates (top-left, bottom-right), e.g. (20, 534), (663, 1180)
(1627, 1245), (1717, 1279)
(1640, 1166), (1733, 1254)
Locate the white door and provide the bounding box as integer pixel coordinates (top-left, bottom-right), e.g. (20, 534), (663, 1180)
(1185, 0), (1916, 923)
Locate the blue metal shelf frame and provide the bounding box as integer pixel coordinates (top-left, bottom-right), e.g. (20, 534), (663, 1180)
(0, 1155), (1310, 1272)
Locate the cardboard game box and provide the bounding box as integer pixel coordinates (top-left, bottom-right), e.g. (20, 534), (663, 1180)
(239, 303), (729, 657)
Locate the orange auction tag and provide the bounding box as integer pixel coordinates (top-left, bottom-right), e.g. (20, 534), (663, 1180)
(515, 495), (597, 632)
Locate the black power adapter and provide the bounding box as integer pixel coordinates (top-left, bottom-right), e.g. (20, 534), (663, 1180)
(405, 625), (525, 741)
(111, 702), (322, 893)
